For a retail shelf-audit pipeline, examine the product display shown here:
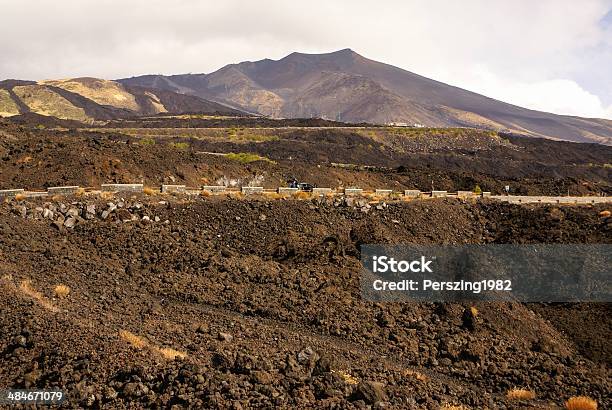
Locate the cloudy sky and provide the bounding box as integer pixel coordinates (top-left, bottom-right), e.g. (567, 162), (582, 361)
(1, 0), (611, 119)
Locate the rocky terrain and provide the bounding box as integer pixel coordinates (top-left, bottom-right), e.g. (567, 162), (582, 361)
(1, 117), (610, 196)
(0, 117), (610, 409)
(0, 193), (610, 409)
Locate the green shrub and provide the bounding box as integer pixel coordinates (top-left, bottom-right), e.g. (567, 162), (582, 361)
(169, 142), (189, 150)
(225, 152), (275, 164)
(139, 137), (156, 145)
(473, 185), (482, 194)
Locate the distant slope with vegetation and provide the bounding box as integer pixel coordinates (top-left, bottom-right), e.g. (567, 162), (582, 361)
(0, 78), (244, 123)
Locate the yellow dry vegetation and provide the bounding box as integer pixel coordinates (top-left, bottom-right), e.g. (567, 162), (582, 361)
(157, 348), (187, 360)
(565, 396), (597, 410)
(506, 388), (536, 400)
(0, 89), (20, 117)
(332, 370), (359, 385)
(119, 330), (187, 360)
(119, 330), (148, 349)
(54, 284), (70, 298)
(13, 85), (91, 122)
(39, 78), (140, 111)
(18, 280), (59, 312)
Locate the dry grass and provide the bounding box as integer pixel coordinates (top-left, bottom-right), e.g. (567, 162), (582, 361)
(264, 192), (284, 200)
(16, 155), (32, 164)
(470, 306), (479, 317)
(292, 191), (311, 200)
(99, 191), (114, 200)
(119, 330), (148, 349)
(54, 284), (70, 298)
(143, 187), (158, 196)
(75, 187), (86, 197)
(565, 396), (597, 410)
(599, 210), (611, 217)
(19, 280), (59, 312)
(156, 347), (187, 360)
(506, 388), (536, 400)
(14, 193), (26, 201)
(441, 405), (468, 410)
(119, 330), (187, 360)
(332, 370), (359, 385)
(403, 369), (427, 382)
(200, 190), (211, 197)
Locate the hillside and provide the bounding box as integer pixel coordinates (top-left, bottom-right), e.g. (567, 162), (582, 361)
(120, 49), (612, 144)
(0, 78), (243, 123)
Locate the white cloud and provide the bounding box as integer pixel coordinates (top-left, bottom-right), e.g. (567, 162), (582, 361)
(0, 0), (610, 118)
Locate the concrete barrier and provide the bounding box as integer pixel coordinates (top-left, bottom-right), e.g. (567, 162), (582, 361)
(431, 190), (447, 198)
(344, 188), (363, 196)
(375, 189), (393, 196)
(161, 184), (186, 194)
(312, 188), (332, 196)
(482, 192), (491, 197)
(47, 186), (80, 195)
(0, 189), (25, 198)
(241, 186), (264, 195)
(404, 190), (421, 198)
(278, 187), (299, 194)
(24, 191), (49, 198)
(457, 191), (474, 198)
(492, 195), (611, 204)
(101, 183), (144, 193)
(201, 185), (226, 193)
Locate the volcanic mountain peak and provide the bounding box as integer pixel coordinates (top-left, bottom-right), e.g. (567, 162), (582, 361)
(119, 50), (612, 144)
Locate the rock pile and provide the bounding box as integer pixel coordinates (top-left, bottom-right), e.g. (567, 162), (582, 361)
(8, 199), (169, 230)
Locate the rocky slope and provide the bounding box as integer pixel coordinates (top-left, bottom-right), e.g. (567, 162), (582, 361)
(0, 195), (610, 408)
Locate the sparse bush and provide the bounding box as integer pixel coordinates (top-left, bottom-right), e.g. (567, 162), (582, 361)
(506, 388), (536, 400)
(54, 284), (70, 298)
(565, 396), (597, 410)
(75, 187), (86, 197)
(225, 152), (275, 164)
(169, 142), (189, 150)
(14, 193), (26, 201)
(139, 138), (156, 146)
(599, 210), (611, 217)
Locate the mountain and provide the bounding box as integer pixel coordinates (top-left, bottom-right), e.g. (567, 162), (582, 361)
(120, 49), (612, 144)
(0, 77), (243, 123)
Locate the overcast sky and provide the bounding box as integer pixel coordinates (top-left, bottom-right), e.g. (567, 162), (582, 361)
(1, 0), (611, 119)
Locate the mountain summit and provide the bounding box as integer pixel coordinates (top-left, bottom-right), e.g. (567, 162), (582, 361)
(120, 49), (612, 144)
